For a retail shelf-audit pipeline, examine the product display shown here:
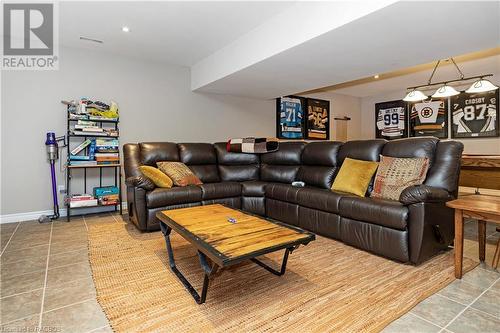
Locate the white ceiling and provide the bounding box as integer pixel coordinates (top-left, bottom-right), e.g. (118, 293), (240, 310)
(59, 1), (500, 99)
(333, 55), (500, 98)
(60, 1), (294, 66)
(193, 1), (500, 98)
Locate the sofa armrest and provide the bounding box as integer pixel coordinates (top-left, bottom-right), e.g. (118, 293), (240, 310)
(399, 185), (453, 205)
(125, 175), (155, 191)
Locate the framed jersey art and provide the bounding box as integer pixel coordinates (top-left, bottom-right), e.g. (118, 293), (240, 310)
(409, 99), (448, 138)
(451, 89), (499, 138)
(375, 100), (408, 140)
(306, 98), (330, 140)
(277, 96), (305, 139)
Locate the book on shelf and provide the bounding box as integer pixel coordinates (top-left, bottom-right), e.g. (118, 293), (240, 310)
(95, 138), (119, 146)
(69, 160), (98, 166)
(69, 199), (98, 208)
(69, 155), (92, 161)
(98, 194), (120, 206)
(70, 139), (92, 155)
(96, 147), (119, 153)
(67, 194), (98, 207)
(95, 153), (119, 158)
(71, 130), (118, 137)
(93, 186), (119, 197)
(68, 113), (119, 122)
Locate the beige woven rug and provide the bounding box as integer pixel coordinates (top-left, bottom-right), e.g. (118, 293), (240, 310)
(87, 220), (476, 333)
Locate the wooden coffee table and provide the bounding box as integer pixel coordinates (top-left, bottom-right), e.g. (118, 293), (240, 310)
(446, 195), (500, 278)
(156, 204), (315, 304)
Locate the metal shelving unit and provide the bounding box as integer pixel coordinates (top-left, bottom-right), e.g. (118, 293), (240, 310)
(65, 110), (122, 221)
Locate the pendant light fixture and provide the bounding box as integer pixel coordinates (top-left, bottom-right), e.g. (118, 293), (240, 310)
(403, 89), (428, 102)
(431, 84), (460, 98)
(465, 78), (499, 93)
(403, 58), (498, 100)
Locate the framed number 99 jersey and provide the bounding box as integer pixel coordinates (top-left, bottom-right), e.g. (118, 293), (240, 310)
(451, 89), (499, 138)
(375, 100), (408, 140)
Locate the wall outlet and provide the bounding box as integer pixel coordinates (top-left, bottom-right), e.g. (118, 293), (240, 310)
(57, 185), (66, 194)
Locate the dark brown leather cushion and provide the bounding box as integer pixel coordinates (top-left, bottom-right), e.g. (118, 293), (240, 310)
(188, 165), (220, 183)
(178, 143), (220, 183)
(241, 181), (267, 196)
(265, 183), (301, 204)
(301, 141), (342, 166)
(146, 186), (202, 208)
(337, 139), (386, 164)
(297, 188), (349, 214)
(399, 185), (452, 205)
(297, 142), (341, 188)
(297, 166), (336, 189)
(260, 165), (299, 183)
(214, 142), (259, 164)
(139, 142), (179, 166)
(123, 143), (142, 178)
(260, 142), (306, 165)
(381, 137), (438, 166)
(199, 182), (242, 200)
(178, 143), (217, 164)
(218, 165), (259, 182)
(424, 141), (464, 194)
(339, 197), (409, 230)
(214, 142), (260, 181)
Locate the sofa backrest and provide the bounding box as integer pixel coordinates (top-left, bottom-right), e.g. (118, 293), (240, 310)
(214, 142), (259, 182)
(178, 143), (220, 183)
(424, 141), (464, 195)
(381, 137), (438, 167)
(139, 142), (180, 166)
(123, 138), (463, 196)
(337, 140), (386, 165)
(297, 141), (342, 189)
(260, 142), (306, 183)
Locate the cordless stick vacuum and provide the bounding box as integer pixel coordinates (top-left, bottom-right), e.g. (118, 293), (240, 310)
(38, 132), (66, 223)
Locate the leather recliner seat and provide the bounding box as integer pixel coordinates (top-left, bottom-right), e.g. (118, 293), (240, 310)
(123, 137), (463, 265)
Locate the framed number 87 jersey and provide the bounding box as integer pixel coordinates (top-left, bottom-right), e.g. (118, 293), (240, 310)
(451, 89), (499, 138)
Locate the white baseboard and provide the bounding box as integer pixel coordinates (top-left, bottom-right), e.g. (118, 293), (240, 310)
(0, 203), (127, 224)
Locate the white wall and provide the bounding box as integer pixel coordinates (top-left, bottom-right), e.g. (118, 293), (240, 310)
(302, 92), (362, 141)
(360, 86), (500, 154)
(1, 46), (275, 216)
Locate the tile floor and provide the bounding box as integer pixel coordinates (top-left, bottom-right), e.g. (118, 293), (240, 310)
(1, 214), (499, 333)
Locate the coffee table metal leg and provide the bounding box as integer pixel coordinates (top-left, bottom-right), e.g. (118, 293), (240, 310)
(160, 222), (218, 304)
(251, 246), (296, 276)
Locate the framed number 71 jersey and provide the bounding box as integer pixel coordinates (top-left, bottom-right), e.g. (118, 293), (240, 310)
(276, 96), (306, 139)
(451, 89), (499, 138)
(375, 100), (408, 140)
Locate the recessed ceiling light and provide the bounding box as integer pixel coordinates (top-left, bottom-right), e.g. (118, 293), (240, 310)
(374, 74), (380, 79)
(122, 26), (130, 33)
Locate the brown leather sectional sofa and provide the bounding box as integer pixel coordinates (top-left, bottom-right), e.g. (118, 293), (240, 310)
(123, 137), (463, 264)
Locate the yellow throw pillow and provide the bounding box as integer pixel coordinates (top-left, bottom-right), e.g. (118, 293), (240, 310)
(331, 158), (379, 197)
(157, 161), (203, 187)
(139, 165), (173, 188)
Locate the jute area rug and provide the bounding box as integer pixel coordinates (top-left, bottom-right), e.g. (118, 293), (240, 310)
(87, 220), (476, 333)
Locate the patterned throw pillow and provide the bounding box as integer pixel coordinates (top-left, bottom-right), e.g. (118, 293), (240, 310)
(139, 165), (173, 188)
(371, 155), (429, 201)
(156, 162), (202, 187)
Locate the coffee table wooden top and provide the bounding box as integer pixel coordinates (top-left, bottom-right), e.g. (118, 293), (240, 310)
(446, 194), (500, 216)
(156, 204), (315, 266)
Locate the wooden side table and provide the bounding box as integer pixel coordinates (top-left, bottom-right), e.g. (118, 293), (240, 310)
(446, 195), (500, 278)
